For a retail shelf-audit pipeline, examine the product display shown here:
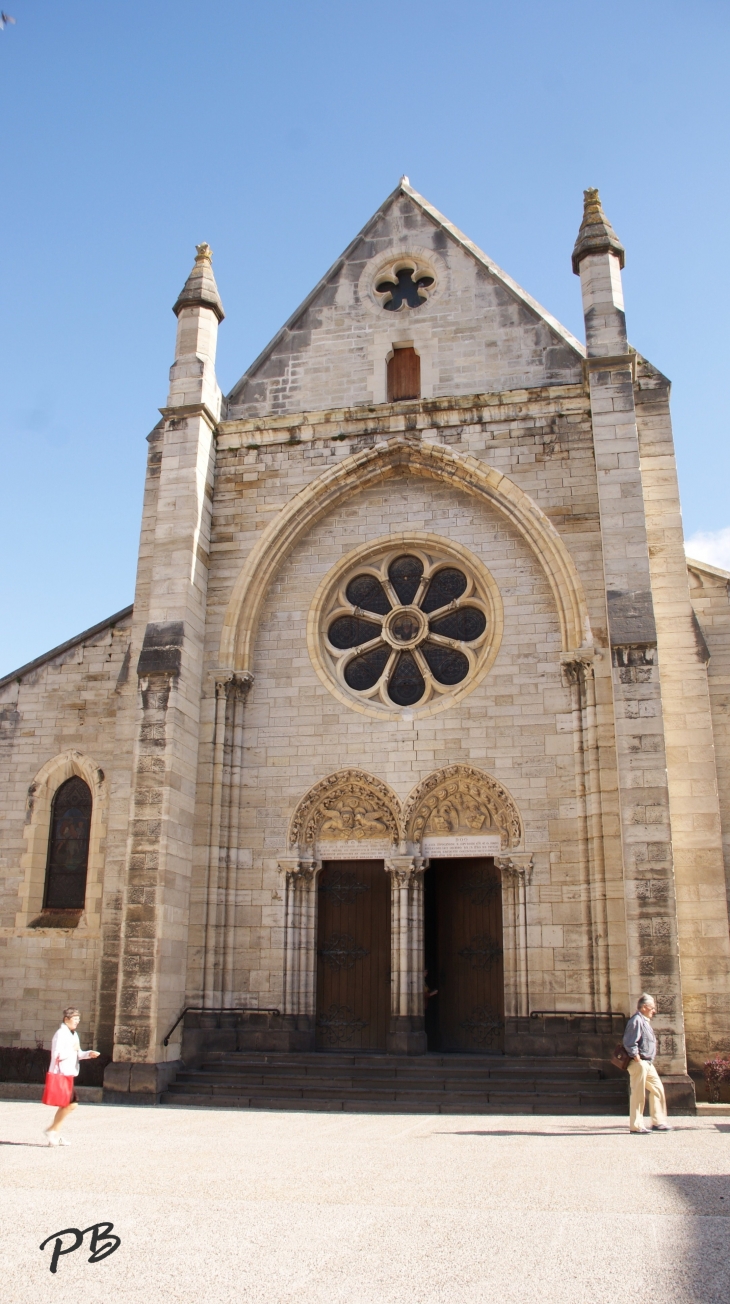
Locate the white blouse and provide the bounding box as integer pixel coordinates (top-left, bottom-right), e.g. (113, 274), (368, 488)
(49, 1023), (95, 1076)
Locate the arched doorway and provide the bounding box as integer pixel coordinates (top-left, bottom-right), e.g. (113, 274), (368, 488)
(315, 860), (390, 1051)
(424, 857), (505, 1053)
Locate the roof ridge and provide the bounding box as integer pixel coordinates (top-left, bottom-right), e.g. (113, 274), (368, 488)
(400, 179), (585, 357)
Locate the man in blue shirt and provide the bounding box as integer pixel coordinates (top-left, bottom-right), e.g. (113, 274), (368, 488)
(623, 993), (671, 1133)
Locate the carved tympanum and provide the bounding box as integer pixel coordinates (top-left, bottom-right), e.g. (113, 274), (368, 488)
(404, 764), (522, 849)
(289, 769), (400, 848)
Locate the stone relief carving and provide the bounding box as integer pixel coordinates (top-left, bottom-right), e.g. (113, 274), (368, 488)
(404, 765), (522, 849)
(289, 769), (401, 848)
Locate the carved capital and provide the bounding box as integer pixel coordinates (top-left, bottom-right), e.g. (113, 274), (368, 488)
(560, 648), (596, 686)
(495, 853), (534, 883)
(384, 856), (426, 888)
(215, 671), (254, 701)
(278, 857), (319, 886)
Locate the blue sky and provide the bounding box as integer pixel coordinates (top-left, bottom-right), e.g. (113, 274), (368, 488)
(1, 0), (729, 676)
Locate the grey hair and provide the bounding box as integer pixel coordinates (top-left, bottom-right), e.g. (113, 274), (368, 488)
(637, 993), (656, 1010)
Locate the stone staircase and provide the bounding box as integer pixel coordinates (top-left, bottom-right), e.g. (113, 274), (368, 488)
(161, 1051), (628, 1114)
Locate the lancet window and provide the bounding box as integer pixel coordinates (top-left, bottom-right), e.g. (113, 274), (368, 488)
(43, 776), (92, 910)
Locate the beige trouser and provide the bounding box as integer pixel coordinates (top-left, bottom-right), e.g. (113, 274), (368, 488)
(628, 1058), (667, 1130)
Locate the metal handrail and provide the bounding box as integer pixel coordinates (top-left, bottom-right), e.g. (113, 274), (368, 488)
(529, 1009), (626, 1020)
(163, 1005), (281, 1047)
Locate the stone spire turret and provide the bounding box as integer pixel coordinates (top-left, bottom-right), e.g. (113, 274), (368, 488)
(573, 189), (627, 359)
(572, 188), (625, 275)
(173, 242), (225, 322)
(110, 242), (226, 1078)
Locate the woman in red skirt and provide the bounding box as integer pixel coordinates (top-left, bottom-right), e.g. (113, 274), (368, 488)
(42, 1006), (100, 1146)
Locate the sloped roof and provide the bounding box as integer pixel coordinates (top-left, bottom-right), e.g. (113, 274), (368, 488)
(686, 556), (730, 582)
(0, 604), (133, 693)
(227, 178), (585, 403)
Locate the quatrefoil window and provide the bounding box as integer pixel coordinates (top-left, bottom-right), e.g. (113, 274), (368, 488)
(374, 262), (435, 311)
(318, 546), (497, 713)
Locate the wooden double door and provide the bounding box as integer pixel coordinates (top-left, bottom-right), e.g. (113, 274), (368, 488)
(424, 858), (505, 1053)
(315, 860), (390, 1051)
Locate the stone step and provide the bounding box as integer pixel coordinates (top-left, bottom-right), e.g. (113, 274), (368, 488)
(161, 1089), (624, 1115)
(188, 1072), (613, 1090)
(161, 1052), (627, 1115)
(172, 1072), (624, 1097)
(195, 1058), (613, 1079)
(207, 1053), (603, 1070)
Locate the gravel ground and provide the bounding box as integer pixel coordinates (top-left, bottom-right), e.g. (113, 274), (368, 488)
(1, 1101), (728, 1303)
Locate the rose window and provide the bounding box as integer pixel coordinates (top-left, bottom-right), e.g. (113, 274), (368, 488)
(314, 545), (501, 715)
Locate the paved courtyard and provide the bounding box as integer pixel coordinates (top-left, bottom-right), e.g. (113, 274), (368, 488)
(1, 1102), (728, 1303)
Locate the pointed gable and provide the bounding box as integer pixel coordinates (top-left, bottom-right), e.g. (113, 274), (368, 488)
(227, 180), (585, 420)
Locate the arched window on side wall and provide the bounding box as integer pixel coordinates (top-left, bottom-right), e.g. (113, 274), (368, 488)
(387, 346), (420, 401)
(44, 776), (92, 910)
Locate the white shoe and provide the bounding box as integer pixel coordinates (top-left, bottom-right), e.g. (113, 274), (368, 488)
(58, 1135), (71, 1145)
(630, 1126), (651, 1134)
(44, 1130), (60, 1146)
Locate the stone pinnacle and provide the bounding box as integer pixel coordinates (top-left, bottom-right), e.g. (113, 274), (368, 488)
(572, 188), (625, 275)
(173, 242), (225, 321)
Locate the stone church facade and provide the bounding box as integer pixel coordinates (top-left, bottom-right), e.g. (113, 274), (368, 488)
(2, 181), (729, 1106)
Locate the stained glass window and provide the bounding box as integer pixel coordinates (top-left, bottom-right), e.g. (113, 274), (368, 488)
(44, 776), (92, 910)
(345, 574), (391, 615)
(421, 567), (468, 613)
(429, 608), (486, 641)
(388, 555), (424, 604)
(344, 645), (391, 691)
(421, 643), (470, 685)
(388, 653), (425, 706)
(328, 615), (381, 649)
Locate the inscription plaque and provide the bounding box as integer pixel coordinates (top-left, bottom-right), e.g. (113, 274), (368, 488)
(422, 835), (501, 858)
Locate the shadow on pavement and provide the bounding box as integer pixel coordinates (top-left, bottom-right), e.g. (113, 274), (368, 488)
(434, 1127), (629, 1137)
(657, 1174), (730, 1304)
(0, 1139), (50, 1147)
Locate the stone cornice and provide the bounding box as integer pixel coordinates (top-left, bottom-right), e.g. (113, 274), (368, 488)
(216, 385), (590, 451)
(159, 403), (219, 432)
(584, 352), (637, 382)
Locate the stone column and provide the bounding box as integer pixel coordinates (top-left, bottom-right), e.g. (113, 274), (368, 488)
(278, 857), (320, 1048)
(573, 190), (688, 1085)
(561, 650), (612, 1012)
(385, 856), (427, 1054)
(495, 854), (533, 1020)
(203, 672), (253, 1006)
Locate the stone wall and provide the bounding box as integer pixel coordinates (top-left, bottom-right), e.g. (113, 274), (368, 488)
(0, 610), (132, 1049)
(688, 559), (730, 937)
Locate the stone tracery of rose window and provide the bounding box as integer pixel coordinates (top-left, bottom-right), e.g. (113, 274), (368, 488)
(323, 550), (491, 710)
